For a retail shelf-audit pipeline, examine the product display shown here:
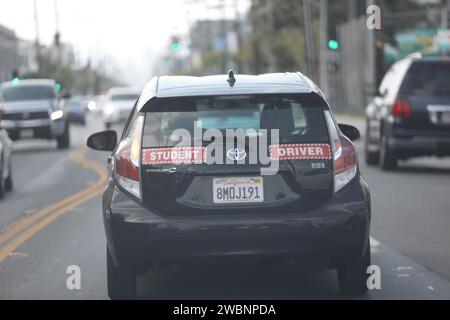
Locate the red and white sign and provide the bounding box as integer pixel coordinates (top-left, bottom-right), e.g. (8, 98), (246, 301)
(142, 147), (207, 165)
(270, 144), (332, 160)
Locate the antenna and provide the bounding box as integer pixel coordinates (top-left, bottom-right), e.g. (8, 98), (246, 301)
(226, 69), (236, 87)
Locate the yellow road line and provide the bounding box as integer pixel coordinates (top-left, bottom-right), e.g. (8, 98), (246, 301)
(0, 147), (108, 263)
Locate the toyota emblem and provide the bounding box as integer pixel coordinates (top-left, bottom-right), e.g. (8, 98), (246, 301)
(226, 148), (247, 161)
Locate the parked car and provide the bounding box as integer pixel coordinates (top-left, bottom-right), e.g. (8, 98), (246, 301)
(0, 97), (13, 198)
(102, 87), (140, 128)
(365, 53), (450, 170)
(87, 72), (371, 299)
(0, 79), (70, 149)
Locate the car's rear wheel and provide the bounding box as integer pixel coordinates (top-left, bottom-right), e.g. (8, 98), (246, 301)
(365, 150), (379, 166)
(57, 122), (70, 149)
(337, 247), (370, 295)
(107, 247), (138, 300)
(379, 133), (397, 170)
(364, 132), (380, 166)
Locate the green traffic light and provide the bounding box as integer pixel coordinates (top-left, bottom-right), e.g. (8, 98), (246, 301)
(11, 77), (20, 85)
(328, 39), (339, 50)
(55, 83), (62, 92)
(170, 42), (181, 51)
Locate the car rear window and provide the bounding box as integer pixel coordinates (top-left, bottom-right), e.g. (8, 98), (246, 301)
(400, 61), (450, 96)
(142, 94), (330, 147)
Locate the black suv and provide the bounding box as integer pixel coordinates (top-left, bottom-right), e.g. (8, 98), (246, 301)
(88, 72), (371, 299)
(0, 79), (70, 149)
(365, 54), (450, 169)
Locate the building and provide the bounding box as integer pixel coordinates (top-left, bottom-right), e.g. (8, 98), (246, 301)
(0, 24), (20, 82)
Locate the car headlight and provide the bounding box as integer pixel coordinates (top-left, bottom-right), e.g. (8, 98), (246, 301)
(51, 110), (64, 121)
(104, 104), (116, 116)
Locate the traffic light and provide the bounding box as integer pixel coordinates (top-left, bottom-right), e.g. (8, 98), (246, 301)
(328, 39), (339, 51)
(170, 36), (181, 52)
(11, 69), (19, 84)
(55, 83), (62, 92)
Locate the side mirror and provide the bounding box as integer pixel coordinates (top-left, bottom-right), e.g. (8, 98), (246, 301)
(87, 130), (117, 151)
(338, 124), (360, 141)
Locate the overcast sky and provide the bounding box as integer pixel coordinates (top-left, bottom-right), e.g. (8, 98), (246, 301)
(0, 0), (250, 87)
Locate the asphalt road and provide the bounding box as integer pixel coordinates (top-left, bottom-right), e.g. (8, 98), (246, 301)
(0, 113), (450, 299)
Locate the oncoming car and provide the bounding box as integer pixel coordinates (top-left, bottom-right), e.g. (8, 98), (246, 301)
(87, 72), (371, 299)
(0, 79), (70, 149)
(102, 87), (140, 129)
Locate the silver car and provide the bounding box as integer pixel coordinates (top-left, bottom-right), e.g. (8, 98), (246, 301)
(102, 87), (140, 129)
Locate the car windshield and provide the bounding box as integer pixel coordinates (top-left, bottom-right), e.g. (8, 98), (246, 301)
(0, 85), (56, 102)
(67, 100), (82, 109)
(142, 94), (329, 148)
(400, 61), (450, 96)
(110, 94), (139, 101)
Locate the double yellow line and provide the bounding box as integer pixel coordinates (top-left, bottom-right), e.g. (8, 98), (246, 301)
(0, 147), (108, 263)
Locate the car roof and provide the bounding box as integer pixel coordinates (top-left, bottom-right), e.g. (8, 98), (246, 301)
(0, 79), (55, 88)
(137, 72), (321, 111)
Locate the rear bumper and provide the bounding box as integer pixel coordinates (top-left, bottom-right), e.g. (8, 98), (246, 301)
(104, 177), (371, 271)
(389, 128), (450, 156)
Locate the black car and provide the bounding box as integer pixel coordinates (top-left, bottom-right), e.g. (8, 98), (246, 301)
(0, 79), (70, 149)
(87, 72), (371, 299)
(365, 54), (450, 170)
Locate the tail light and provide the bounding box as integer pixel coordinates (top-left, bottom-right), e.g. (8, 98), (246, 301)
(325, 111), (358, 193)
(392, 99), (412, 117)
(114, 116), (144, 199)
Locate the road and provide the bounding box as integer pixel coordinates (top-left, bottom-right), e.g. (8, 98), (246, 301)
(0, 113), (450, 299)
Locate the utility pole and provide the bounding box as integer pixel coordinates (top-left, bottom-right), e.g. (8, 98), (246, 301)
(348, 0), (357, 21)
(267, 0), (276, 72)
(303, 0), (316, 81)
(54, 0), (61, 79)
(233, 0), (243, 72)
(220, 0), (229, 72)
(33, 0), (41, 73)
(319, 0), (328, 96)
(442, 0), (450, 29)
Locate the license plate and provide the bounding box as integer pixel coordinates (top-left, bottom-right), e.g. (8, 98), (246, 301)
(20, 129), (34, 138)
(441, 112), (450, 124)
(213, 177), (264, 204)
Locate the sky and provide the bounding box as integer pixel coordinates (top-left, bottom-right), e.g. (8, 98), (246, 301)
(0, 0), (250, 87)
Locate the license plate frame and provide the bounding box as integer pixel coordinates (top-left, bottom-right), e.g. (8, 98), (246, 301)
(440, 112), (450, 124)
(213, 177), (264, 204)
(20, 129), (34, 139)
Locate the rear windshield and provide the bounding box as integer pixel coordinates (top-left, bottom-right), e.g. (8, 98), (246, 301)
(142, 94), (329, 148)
(400, 61), (450, 96)
(1, 85), (56, 102)
(110, 94), (139, 101)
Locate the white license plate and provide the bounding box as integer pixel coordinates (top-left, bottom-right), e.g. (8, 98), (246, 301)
(20, 129), (34, 138)
(441, 112), (450, 124)
(213, 177), (264, 204)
